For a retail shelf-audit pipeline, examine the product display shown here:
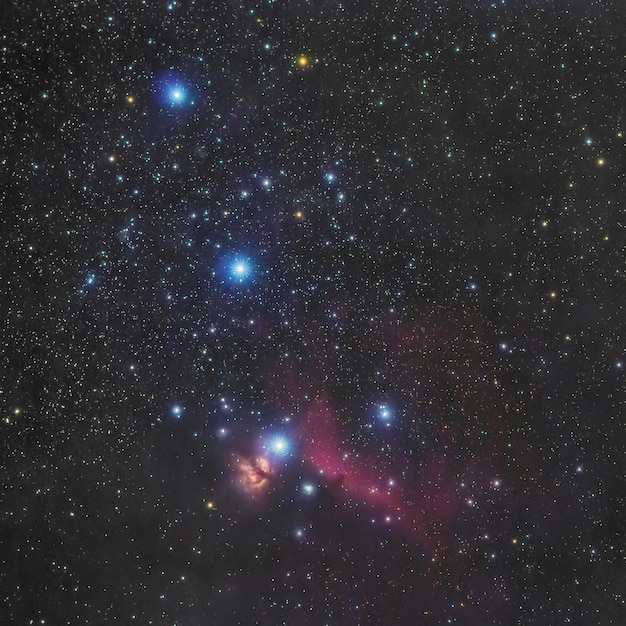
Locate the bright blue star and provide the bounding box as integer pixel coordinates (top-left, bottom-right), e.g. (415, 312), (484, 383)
(171, 405), (183, 418)
(377, 404), (394, 426)
(263, 434), (292, 459)
(154, 73), (194, 109)
(167, 85), (187, 106)
(269, 436), (289, 455)
(229, 257), (253, 283)
(219, 254), (258, 289)
(78, 273), (98, 296)
(301, 483), (316, 495)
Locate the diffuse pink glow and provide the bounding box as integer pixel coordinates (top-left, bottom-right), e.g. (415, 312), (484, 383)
(299, 394), (457, 540)
(261, 316), (510, 543)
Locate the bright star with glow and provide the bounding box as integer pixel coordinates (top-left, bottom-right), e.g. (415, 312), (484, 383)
(154, 73), (194, 109)
(301, 483), (316, 495)
(377, 404), (393, 424)
(262, 433), (293, 460)
(268, 436), (289, 456)
(229, 257), (252, 283)
(166, 84), (188, 106)
(219, 254), (258, 288)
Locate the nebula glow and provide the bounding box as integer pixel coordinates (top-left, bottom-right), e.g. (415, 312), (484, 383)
(260, 314), (510, 545)
(296, 394), (474, 544)
(236, 456), (272, 495)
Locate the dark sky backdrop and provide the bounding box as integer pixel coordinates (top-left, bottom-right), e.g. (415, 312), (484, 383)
(2, 0), (624, 624)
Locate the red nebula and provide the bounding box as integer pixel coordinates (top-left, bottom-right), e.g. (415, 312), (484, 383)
(299, 393), (454, 540)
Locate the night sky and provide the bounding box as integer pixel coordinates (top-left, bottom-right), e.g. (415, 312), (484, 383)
(2, 1), (625, 624)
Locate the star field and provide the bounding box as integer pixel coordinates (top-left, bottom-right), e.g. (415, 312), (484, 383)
(2, 1), (625, 624)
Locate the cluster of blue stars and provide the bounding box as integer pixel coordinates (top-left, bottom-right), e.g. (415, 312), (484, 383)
(377, 404), (393, 427)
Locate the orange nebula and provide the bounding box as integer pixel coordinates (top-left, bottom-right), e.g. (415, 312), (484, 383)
(237, 456), (272, 494)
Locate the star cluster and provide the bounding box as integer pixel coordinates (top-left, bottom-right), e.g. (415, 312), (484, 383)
(2, 1), (625, 624)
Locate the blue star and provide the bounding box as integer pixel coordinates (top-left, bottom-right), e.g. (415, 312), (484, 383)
(375, 404), (395, 427)
(301, 483), (316, 495)
(78, 273), (98, 296)
(170, 88), (184, 102)
(154, 74), (194, 109)
(268, 435), (289, 456)
(229, 257), (253, 283)
(166, 84), (187, 106)
(263, 434), (292, 459)
(218, 254), (258, 290)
